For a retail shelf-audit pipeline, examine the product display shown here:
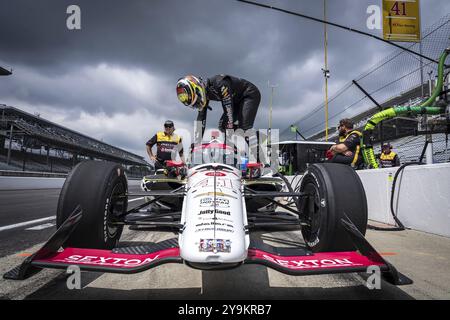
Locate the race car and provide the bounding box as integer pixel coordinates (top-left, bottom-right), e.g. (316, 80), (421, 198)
(4, 139), (411, 286)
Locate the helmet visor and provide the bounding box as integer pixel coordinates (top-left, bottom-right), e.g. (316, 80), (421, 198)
(177, 85), (192, 106)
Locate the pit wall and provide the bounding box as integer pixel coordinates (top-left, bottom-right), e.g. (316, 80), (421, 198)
(286, 162), (450, 238)
(0, 170), (141, 190)
(356, 163), (450, 238)
(0, 176), (66, 190)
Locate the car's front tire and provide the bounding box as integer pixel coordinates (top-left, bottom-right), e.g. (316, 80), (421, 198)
(56, 161), (127, 249)
(299, 163), (367, 252)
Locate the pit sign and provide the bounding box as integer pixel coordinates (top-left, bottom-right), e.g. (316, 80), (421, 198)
(382, 0), (421, 42)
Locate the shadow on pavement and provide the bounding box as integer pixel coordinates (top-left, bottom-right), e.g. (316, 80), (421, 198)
(24, 264), (414, 300)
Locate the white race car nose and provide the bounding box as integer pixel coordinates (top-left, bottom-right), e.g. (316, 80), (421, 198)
(178, 166), (249, 264)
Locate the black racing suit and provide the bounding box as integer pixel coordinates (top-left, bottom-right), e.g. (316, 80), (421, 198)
(196, 74), (261, 138)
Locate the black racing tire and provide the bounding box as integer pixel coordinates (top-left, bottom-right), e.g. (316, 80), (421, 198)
(56, 161), (128, 249)
(299, 163), (367, 252)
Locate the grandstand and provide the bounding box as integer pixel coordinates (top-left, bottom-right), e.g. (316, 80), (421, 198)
(307, 84), (428, 142)
(0, 105), (152, 177)
(282, 13), (450, 166)
(299, 84), (450, 165)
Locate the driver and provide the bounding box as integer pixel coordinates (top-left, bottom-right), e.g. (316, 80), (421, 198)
(176, 74), (261, 138)
(146, 120), (184, 170)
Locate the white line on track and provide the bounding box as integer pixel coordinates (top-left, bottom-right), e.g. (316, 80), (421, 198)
(0, 216), (56, 232)
(25, 223), (56, 231)
(0, 198), (145, 232)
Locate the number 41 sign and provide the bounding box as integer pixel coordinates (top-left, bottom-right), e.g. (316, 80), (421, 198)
(383, 0), (421, 42)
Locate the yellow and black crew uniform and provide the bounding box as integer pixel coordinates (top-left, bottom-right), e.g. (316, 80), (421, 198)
(331, 130), (363, 168)
(379, 151), (400, 168)
(146, 131), (183, 169)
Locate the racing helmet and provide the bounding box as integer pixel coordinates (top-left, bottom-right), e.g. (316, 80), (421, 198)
(176, 75), (207, 110)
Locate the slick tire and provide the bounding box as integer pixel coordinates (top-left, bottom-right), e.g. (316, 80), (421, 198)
(299, 163), (367, 252)
(56, 161), (128, 249)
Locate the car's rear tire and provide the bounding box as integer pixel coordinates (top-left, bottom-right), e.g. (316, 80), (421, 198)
(299, 163), (367, 252)
(56, 161), (128, 249)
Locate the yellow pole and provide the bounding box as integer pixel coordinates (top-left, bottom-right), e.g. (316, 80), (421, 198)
(269, 89), (272, 129)
(268, 81), (277, 167)
(324, 0), (329, 141)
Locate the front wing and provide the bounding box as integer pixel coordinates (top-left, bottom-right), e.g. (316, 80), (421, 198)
(3, 207), (412, 285)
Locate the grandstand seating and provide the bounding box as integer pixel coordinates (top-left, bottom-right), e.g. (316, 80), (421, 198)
(309, 94), (449, 165)
(1, 105), (150, 175)
(0, 150), (71, 173)
(377, 134), (450, 164)
(1, 106), (147, 165)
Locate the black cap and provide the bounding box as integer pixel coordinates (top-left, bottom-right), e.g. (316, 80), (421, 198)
(382, 142), (392, 148)
(164, 120), (174, 127)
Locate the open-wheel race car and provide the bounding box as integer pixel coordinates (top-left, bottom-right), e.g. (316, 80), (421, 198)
(4, 139), (412, 286)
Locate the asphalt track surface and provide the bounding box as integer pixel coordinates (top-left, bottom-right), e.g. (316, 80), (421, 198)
(1, 186), (450, 300)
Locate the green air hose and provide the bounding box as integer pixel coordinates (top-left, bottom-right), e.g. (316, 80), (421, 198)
(361, 48), (450, 168)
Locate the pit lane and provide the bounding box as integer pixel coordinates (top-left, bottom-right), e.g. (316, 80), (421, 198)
(1, 186), (449, 300)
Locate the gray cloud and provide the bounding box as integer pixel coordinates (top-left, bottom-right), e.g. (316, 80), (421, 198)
(1, 0), (449, 156)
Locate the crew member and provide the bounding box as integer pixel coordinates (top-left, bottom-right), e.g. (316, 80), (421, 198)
(328, 118), (363, 168)
(176, 74), (261, 136)
(378, 143), (400, 168)
(146, 120), (184, 170)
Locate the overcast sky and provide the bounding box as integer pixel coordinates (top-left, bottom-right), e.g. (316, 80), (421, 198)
(1, 0), (450, 159)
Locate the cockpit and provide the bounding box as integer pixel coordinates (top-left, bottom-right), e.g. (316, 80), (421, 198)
(189, 141), (238, 169)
